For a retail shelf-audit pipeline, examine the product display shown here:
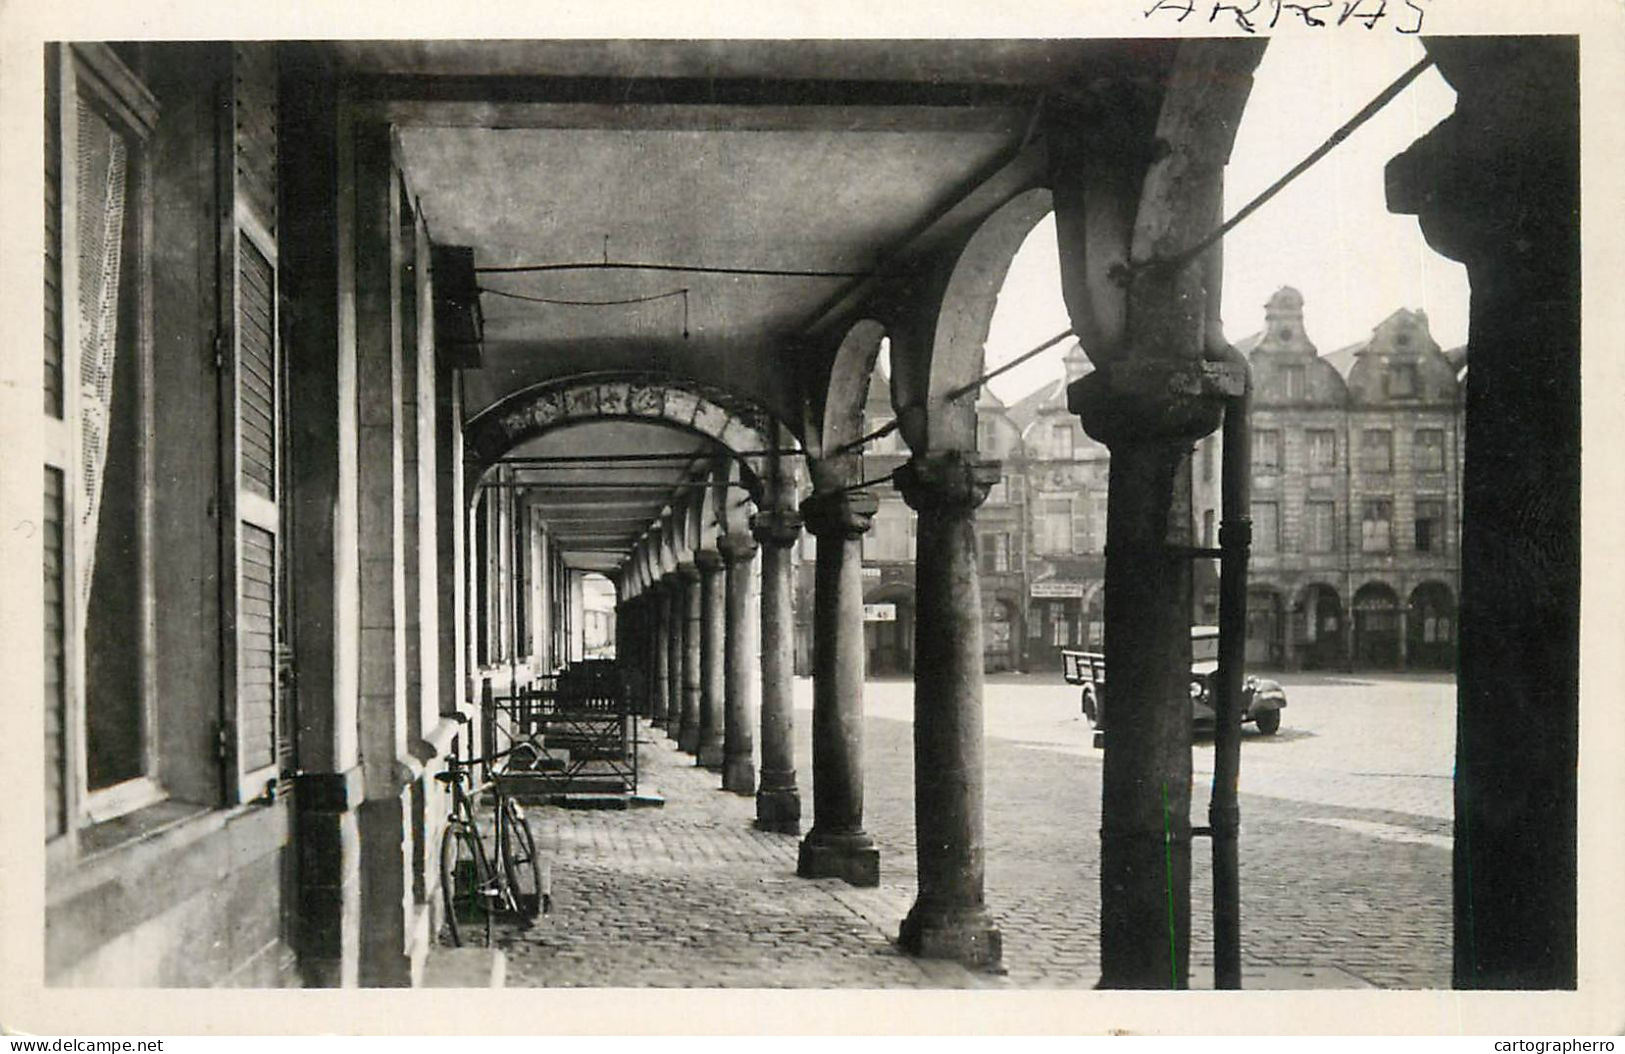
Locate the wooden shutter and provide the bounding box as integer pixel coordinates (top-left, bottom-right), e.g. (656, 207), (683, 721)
(222, 44), (283, 802)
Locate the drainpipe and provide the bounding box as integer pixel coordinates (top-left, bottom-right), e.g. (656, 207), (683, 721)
(1205, 333), (1251, 991)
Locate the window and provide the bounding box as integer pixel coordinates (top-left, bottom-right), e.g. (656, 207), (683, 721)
(1255, 430), (1282, 473)
(1362, 499), (1394, 552)
(1201, 436), (1215, 483)
(1414, 428), (1446, 472)
(41, 45), (162, 828)
(986, 473), (1009, 505)
(1090, 492), (1109, 553)
(977, 418), (999, 454)
(1202, 509), (1216, 548)
(1415, 499), (1446, 553)
(1048, 604), (1073, 647)
(1051, 422), (1075, 460)
(1361, 429), (1393, 472)
(1039, 496), (1072, 553)
(980, 533), (1011, 574)
(1283, 363), (1307, 400)
(1387, 362), (1418, 397)
(1251, 502), (1279, 553)
(1305, 501), (1336, 553)
(864, 501), (914, 561)
(1308, 429), (1337, 471)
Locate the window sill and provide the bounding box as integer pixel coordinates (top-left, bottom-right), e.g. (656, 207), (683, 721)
(78, 798), (210, 858)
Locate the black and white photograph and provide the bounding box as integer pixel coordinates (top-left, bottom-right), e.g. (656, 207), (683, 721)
(0, 0), (1620, 1038)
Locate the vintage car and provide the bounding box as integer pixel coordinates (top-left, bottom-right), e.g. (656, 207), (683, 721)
(1062, 625), (1286, 737)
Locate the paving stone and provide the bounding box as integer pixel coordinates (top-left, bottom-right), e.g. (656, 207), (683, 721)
(492, 674), (1452, 990)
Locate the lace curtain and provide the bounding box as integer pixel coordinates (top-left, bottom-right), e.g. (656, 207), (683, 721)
(74, 97), (129, 609)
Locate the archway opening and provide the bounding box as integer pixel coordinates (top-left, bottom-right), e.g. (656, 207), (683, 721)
(1353, 582), (1402, 669)
(1297, 583), (1347, 671)
(1407, 581), (1456, 672)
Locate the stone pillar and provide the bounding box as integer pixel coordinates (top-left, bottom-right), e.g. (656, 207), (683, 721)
(353, 119), (412, 988)
(894, 453), (1003, 967)
(1387, 37), (1578, 989)
(795, 488), (880, 887)
(282, 47), (361, 988)
(665, 574), (684, 740)
(647, 588), (668, 728)
(678, 563), (702, 754)
(696, 550), (727, 770)
(751, 509), (803, 832)
(719, 533), (759, 794)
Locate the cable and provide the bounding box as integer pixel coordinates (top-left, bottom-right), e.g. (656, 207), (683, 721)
(1115, 55), (1437, 283)
(480, 285), (691, 338)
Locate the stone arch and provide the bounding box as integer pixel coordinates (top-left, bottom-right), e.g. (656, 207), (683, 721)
(463, 371), (792, 503)
(1294, 581), (1346, 670)
(1407, 580), (1457, 671)
(862, 580), (916, 677)
(813, 318), (890, 489)
(912, 187), (1055, 454)
(1352, 581), (1402, 669)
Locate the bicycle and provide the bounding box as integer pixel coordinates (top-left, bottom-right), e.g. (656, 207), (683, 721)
(436, 746), (551, 947)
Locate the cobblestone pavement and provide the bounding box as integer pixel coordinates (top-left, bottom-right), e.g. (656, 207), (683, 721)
(499, 674), (1453, 990)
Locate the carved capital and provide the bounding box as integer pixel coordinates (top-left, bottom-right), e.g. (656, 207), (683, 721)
(1066, 366), (1224, 448)
(894, 452), (1001, 514)
(718, 532), (759, 565)
(693, 549), (725, 574)
(749, 508), (803, 549)
(799, 489), (879, 540)
(674, 561), (700, 583)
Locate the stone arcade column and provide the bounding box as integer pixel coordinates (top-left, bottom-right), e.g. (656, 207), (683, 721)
(751, 509), (803, 832)
(1387, 37), (1579, 989)
(894, 453), (1003, 967)
(678, 563), (703, 755)
(696, 550), (728, 770)
(796, 488), (880, 886)
(665, 574), (684, 740)
(719, 533), (759, 794)
(646, 588), (667, 729)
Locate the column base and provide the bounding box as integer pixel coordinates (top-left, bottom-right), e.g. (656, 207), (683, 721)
(755, 785), (801, 833)
(697, 738), (725, 770)
(797, 832), (879, 887)
(722, 757), (755, 795)
(898, 902), (1003, 969)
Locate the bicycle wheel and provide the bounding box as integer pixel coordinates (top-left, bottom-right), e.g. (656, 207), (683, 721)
(439, 822), (487, 947)
(498, 797), (548, 918)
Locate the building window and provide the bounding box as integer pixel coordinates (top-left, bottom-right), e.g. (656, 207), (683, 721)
(1361, 429), (1393, 472)
(980, 533), (1011, 574)
(1362, 498), (1394, 552)
(1201, 436), (1215, 483)
(1202, 509), (1216, 548)
(1308, 429), (1337, 471)
(1090, 492), (1109, 552)
(1414, 499), (1446, 553)
(864, 501), (914, 561)
(1283, 364), (1307, 400)
(1255, 430), (1282, 473)
(1251, 502), (1279, 553)
(1387, 362), (1418, 397)
(1051, 422), (1075, 460)
(977, 418), (999, 454)
(1039, 496), (1072, 553)
(1048, 604), (1073, 647)
(1305, 501), (1336, 553)
(1414, 428), (1446, 472)
(987, 473), (1009, 505)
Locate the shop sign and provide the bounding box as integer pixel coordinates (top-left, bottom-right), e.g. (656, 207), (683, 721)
(861, 566), (882, 580)
(863, 603), (897, 622)
(1030, 580), (1085, 599)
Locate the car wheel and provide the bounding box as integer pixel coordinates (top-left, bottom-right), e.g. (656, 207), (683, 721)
(1254, 709), (1281, 736)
